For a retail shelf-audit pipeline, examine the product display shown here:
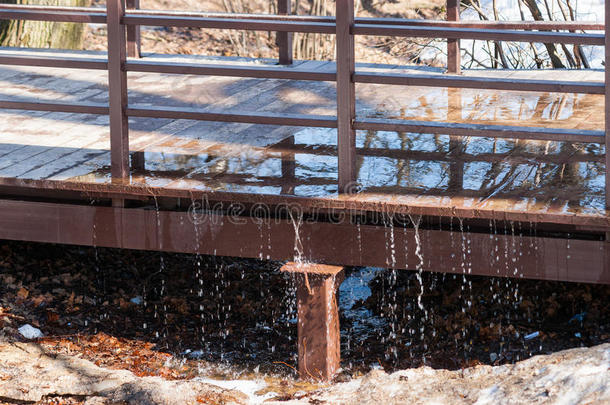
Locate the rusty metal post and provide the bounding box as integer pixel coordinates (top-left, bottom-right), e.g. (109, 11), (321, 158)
(107, 0), (130, 194)
(281, 263), (345, 381)
(336, 0), (356, 193)
(126, 0), (141, 58)
(277, 0), (293, 65)
(447, 0), (460, 74)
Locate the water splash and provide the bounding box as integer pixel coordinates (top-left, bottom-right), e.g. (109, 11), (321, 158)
(152, 195), (168, 342)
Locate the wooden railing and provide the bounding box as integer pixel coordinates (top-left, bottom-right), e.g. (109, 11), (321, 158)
(0, 0), (608, 210)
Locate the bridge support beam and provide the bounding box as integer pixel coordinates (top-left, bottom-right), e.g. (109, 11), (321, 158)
(281, 262), (345, 381)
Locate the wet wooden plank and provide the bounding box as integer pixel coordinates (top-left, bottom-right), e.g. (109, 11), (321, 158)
(17, 128), (109, 180)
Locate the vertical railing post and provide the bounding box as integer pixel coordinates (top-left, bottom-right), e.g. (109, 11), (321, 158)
(107, 0), (130, 189)
(336, 0), (356, 193)
(277, 0), (293, 65)
(126, 0), (141, 58)
(127, 0), (142, 58)
(604, 0), (610, 258)
(606, 0), (610, 212)
(447, 0), (460, 74)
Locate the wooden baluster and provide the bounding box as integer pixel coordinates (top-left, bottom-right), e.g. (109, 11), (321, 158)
(447, 0), (461, 74)
(126, 0), (141, 58)
(336, 0), (356, 193)
(277, 0), (293, 65)
(604, 0), (610, 256)
(107, 0), (130, 208)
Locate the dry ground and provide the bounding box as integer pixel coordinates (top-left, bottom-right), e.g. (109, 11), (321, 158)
(85, 0), (446, 65)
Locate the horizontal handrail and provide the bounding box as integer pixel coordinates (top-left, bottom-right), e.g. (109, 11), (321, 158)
(2, 7), (600, 45)
(0, 4), (604, 31)
(121, 15), (336, 33)
(0, 100), (109, 115)
(0, 8), (106, 23)
(0, 54), (107, 70)
(353, 24), (605, 45)
(127, 106), (337, 128)
(0, 4), (101, 13)
(355, 18), (604, 31)
(125, 60), (336, 81)
(0, 5), (604, 31)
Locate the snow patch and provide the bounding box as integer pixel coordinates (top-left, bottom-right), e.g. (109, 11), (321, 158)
(18, 324), (43, 339)
(196, 378), (276, 404)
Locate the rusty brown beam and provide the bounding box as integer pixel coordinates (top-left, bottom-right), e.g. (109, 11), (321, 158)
(353, 24), (605, 45)
(122, 15), (336, 34)
(0, 177), (608, 230)
(114, 7), (610, 31)
(0, 5), (604, 32)
(0, 8), (106, 23)
(0, 100), (108, 115)
(126, 106), (338, 128)
(355, 18), (604, 31)
(0, 55), (107, 70)
(0, 199), (607, 284)
(125, 60), (335, 81)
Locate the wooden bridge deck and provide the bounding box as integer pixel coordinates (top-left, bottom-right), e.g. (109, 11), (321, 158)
(0, 49), (607, 229)
(0, 2), (608, 383)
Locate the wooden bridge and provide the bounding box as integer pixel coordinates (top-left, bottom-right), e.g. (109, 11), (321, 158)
(0, 0), (608, 381)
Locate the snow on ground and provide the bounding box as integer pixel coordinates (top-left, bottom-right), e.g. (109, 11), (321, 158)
(195, 378), (277, 404)
(269, 344), (610, 405)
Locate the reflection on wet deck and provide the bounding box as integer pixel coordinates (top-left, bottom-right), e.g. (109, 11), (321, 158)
(0, 50), (607, 226)
(75, 128), (605, 219)
(361, 85), (603, 131)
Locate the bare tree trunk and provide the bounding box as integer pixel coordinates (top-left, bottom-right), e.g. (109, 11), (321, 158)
(294, 0), (335, 60)
(0, 0), (90, 49)
(520, 0), (565, 68)
(491, 0), (509, 68)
